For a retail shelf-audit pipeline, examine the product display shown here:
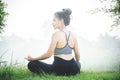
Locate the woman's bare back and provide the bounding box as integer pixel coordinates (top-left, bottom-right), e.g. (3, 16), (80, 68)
(54, 30), (76, 60)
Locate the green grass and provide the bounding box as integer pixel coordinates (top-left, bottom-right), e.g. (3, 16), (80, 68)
(0, 66), (120, 80)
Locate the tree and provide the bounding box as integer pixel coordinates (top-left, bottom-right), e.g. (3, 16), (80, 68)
(0, 0), (8, 33)
(92, 0), (120, 28)
(103, 0), (120, 27)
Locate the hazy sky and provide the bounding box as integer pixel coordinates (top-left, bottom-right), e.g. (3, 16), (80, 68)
(4, 0), (112, 41)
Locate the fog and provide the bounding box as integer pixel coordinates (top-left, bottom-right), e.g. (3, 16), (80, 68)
(0, 0), (120, 71)
(0, 33), (120, 71)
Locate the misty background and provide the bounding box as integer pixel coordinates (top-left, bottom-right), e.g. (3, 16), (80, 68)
(0, 0), (120, 71)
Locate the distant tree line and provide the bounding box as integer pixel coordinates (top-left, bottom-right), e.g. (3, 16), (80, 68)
(98, 34), (120, 71)
(98, 34), (120, 53)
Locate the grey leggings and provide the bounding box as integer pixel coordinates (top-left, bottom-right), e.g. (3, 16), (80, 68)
(28, 57), (81, 76)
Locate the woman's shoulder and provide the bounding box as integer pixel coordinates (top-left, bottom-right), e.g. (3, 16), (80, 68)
(53, 30), (75, 35)
(53, 31), (63, 36)
(53, 30), (76, 38)
(52, 31), (61, 39)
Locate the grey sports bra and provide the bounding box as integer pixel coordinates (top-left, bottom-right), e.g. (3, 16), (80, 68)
(54, 31), (73, 55)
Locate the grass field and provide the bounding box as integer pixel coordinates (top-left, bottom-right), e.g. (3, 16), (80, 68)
(0, 65), (120, 80)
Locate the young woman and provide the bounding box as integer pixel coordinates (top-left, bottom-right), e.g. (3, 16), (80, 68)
(25, 8), (81, 76)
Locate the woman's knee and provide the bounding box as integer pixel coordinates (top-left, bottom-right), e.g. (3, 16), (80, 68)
(27, 60), (39, 70)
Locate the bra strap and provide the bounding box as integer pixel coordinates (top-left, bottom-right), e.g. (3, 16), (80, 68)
(62, 31), (71, 43)
(67, 31), (71, 42)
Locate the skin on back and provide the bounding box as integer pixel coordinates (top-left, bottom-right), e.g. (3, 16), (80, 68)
(54, 30), (76, 60)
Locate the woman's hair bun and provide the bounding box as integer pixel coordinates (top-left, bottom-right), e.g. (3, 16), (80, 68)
(62, 8), (72, 15)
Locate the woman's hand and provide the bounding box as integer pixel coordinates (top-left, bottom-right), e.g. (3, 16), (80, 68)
(25, 56), (34, 61)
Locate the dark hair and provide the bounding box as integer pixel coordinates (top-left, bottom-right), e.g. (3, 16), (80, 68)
(54, 8), (72, 26)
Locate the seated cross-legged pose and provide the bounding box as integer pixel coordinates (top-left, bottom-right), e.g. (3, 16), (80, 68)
(25, 8), (81, 76)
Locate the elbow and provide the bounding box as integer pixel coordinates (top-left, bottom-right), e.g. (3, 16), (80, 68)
(46, 52), (53, 58)
(47, 55), (52, 58)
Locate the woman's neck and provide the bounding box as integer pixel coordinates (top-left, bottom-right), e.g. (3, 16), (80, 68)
(59, 25), (66, 31)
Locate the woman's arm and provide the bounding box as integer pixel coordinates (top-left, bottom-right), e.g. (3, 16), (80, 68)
(25, 33), (58, 61)
(73, 38), (80, 62)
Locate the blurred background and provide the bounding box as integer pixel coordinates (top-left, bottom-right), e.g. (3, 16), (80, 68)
(0, 0), (120, 71)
